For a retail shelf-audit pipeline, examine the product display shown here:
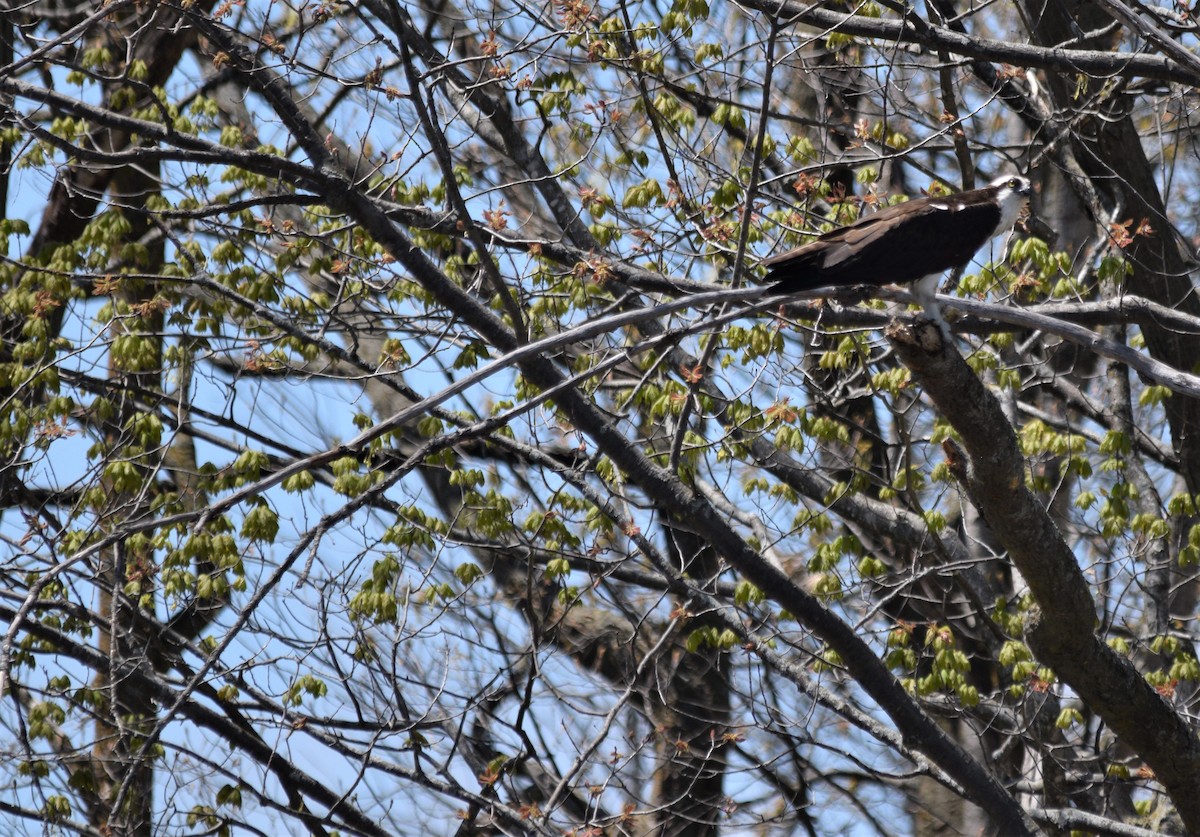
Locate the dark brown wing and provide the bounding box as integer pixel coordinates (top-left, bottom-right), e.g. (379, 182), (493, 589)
(764, 196), (1003, 292)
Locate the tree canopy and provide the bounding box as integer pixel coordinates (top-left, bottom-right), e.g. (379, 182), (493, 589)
(4, 0), (1200, 835)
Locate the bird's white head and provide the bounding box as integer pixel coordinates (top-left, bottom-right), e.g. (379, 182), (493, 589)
(990, 174), (1031, 230)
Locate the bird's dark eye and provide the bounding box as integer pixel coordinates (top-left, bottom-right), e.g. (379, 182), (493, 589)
(1008, 178), (1019, 189)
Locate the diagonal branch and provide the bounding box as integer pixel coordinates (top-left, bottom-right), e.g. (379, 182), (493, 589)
(889, 321), (1200, 833)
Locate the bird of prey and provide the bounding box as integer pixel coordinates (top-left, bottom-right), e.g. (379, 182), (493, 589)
(761, 174), (1031, 328)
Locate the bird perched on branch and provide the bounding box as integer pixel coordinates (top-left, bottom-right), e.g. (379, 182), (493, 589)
(761, 174), (1031, 330)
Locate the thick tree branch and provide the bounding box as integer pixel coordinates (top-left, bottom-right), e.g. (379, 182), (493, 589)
(890, 323), (1200, 832)
(745, 0), (1200, 86)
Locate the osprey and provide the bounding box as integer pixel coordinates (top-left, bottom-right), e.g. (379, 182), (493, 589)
(762, 174), (1031, 327)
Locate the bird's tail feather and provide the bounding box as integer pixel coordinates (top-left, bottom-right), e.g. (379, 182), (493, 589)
(765, 272), (833, 294)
